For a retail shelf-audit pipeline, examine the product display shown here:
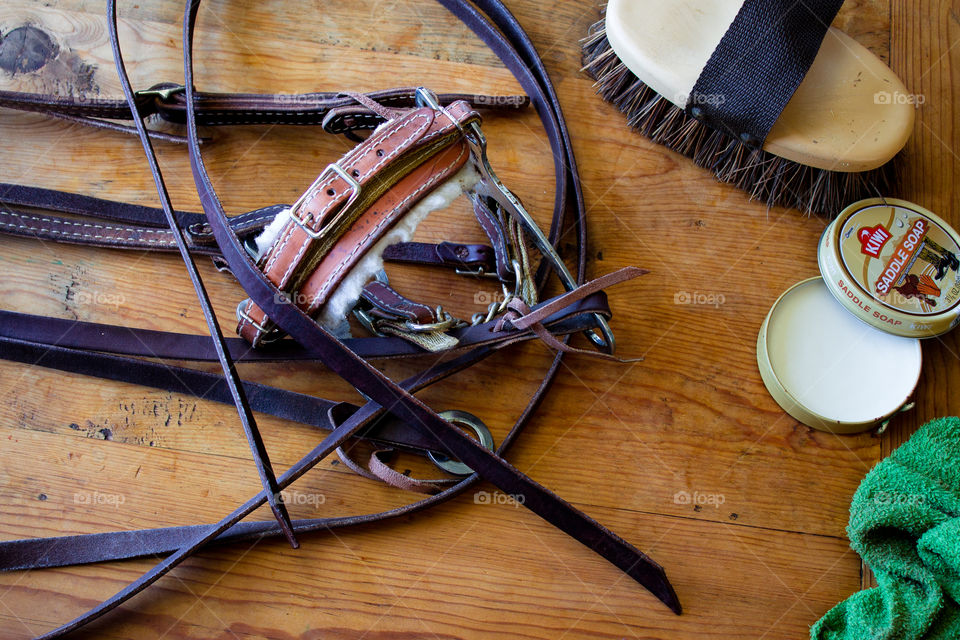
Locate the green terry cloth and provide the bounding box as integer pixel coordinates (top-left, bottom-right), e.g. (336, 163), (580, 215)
(811, 417), (960, 640)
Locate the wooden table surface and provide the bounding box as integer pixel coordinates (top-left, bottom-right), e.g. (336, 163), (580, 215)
(0, 1), (957, 638)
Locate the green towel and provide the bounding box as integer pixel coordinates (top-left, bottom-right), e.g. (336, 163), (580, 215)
(811, 417), (960, 640)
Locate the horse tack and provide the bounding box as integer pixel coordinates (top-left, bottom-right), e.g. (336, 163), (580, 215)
(0, 0), (682, 636)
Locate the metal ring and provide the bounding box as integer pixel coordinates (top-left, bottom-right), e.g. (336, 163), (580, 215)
(586, 316), (616, 353)
(427, 410), (495, 476)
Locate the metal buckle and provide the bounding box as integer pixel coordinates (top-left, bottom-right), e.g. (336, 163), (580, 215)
(356, 306), (459, 336)
(427, 410), (495, 475)
(288, 162), (362, 240)
(414, 87), (463, 132)
(353, 307), (385, 337)
(235, 300), (282, 342)
(403, 309), (459, 333)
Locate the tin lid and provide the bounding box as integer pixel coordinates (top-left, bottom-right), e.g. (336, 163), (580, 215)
(818, 198), (960, 338)
(757, 277), (922, 434)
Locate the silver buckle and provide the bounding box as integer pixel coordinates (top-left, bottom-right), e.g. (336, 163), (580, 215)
(402, 309), (459, 333)
(236, 300), (282, 342)
(288, 162), (362, 240)
(353, 307), (384, 337)
(414, 87), (463, 131)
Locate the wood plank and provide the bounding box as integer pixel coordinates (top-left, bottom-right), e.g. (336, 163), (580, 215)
(0, 426), (862, 639)
(3, 0), (955, 638)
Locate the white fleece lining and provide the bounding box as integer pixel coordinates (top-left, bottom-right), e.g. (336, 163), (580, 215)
(255, 207), (292, 256)
(253, 163), (481, 331)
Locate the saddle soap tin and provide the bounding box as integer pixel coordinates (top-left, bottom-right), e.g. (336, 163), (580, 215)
(758, 198), (960, 434)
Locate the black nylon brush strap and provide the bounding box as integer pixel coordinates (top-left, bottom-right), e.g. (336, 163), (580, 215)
(686, 0), (845, 146)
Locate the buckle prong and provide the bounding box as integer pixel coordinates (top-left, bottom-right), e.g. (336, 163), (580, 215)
(454, 265), (501, 279)
(414, 87), (464, 133)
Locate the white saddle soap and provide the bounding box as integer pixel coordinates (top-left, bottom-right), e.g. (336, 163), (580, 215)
(757, 277), (921, 433)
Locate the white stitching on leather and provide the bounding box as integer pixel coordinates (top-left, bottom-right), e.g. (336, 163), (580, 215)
(0, 210), (170, 235)
(0, 222), (169, 243)
(189, 211), (276, 234)
(303, 112), (433, 220)
(261, 111), (422, 277)
(362, 285), (434, 320)
(0, 211), (168, 242)
(0, 209), (277, 243)
(259, 105), (476, 296)
(307, 143), (468, 309)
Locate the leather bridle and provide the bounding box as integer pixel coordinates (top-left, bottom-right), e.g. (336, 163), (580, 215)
(0, 1), (682, 637)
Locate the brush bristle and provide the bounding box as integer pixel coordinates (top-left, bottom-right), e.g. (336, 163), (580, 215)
(580, 18), (898, 217)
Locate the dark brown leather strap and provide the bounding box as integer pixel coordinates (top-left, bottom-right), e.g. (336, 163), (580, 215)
(0, 201), (280, 252)
(381, 240), (496, 272)
(0, 292), (612, 362)
(0, 345), (496, 573)
(0, 85), (527, 131)
(0, 183), (502, 277)
(103, 5), (300, 548)
(360, 281), (440, 325)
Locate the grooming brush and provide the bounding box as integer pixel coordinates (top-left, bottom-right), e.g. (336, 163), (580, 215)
(581, 0), (915, 216)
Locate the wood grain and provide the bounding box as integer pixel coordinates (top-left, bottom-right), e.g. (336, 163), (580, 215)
(0, 0), (955, 638)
